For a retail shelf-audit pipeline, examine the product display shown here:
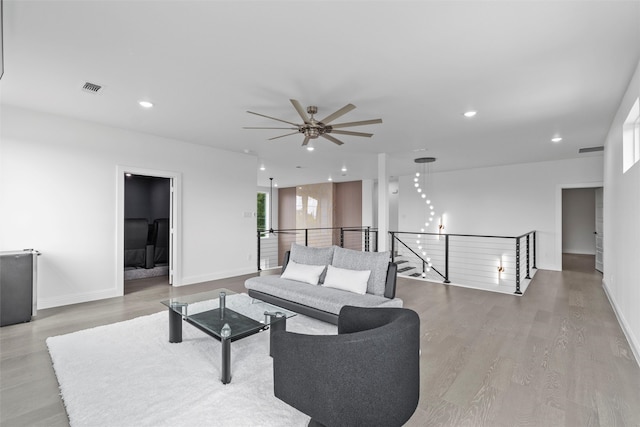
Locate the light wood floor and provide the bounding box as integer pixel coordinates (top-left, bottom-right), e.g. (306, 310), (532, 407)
(1, 254), (638, 426)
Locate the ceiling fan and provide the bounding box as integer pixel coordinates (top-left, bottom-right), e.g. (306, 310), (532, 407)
(244, 99), (382, 147)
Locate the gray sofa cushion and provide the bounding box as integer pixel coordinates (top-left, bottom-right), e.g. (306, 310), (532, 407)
(290, 244), (336, 283)
(245, 275), (402, 315)
(331, 247), (390, 296)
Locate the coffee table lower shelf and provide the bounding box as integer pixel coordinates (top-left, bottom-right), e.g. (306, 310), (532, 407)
(167, 306), (287, 384)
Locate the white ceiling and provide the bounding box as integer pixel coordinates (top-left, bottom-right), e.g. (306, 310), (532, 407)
(2, 1), (639, 187)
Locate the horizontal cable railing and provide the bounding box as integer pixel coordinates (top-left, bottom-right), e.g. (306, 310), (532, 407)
(257, 227), (378, 271)
(390, 230), (536, 295)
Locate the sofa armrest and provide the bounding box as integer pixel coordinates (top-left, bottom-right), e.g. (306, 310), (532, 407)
(384, 262), (398, 299)
(281, 251), (291, 274)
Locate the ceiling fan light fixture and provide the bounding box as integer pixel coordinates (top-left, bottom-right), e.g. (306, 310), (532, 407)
(304, 127), (320, 138)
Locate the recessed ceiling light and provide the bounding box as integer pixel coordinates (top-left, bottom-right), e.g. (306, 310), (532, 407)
(551, 136), (563, 143)
(306, 146), (314, 152)
(463, 111), (477, 118)
(341, 166), (347, 172)
(328, 177), (333, 181)
(259, 165), (265, 171)
(139, 100), (153, 108)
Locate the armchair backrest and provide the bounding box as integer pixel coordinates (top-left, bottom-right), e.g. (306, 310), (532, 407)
(272, 305), (420, 426)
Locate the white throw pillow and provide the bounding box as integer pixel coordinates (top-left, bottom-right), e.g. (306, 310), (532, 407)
(281, 260), (326, 285)
(322, 265), (371, 295)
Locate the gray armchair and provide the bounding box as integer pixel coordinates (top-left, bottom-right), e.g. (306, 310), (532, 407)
(271, 305), (420, 427)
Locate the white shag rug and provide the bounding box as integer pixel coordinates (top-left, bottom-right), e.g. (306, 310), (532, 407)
(46, 297), (337, 427)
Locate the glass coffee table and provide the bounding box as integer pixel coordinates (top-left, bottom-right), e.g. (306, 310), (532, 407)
(161, 288), (296, 384)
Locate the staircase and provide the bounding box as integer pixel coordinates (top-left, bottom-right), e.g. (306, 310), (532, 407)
(394, 255), (423, 278)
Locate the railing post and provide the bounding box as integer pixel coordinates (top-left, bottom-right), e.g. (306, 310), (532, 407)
(515, 237), (522, 295)
(444, 234), (450, 283)
(364, 227), (370, 252)
(257, 230), (262, 272)
(340, 227), (344, 248)
(305, 228), (308, 246)
(532, 231), (537, 269)
(525, 234), (531, 279)
(390, 232), (395, 262)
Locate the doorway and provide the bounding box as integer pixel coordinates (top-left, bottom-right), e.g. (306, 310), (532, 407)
(124, 174), (171, 287)
(560, 186), (603, 272)
(116, 166), (181, 297)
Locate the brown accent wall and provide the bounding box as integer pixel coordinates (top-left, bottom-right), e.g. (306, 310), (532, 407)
(335, 181), (363, 249)
(334, 181), (362, 227)
(277, 181), (362, 254)
(277, 187), (297, 263)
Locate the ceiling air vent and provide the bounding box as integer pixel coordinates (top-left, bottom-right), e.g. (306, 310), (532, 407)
(578, 146), (604, 154)
(81, 82), (103, 94)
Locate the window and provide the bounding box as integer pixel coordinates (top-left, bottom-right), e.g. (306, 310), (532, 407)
(623, 98), (640, 173)
(257, 192), (268, 237)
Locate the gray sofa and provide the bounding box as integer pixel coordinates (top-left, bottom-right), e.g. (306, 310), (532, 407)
(245, 244), (403, 325)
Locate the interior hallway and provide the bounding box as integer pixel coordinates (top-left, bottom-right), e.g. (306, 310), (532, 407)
(1, 255), (638, 426)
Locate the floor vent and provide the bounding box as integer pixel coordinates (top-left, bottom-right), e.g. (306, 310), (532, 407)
(81, 82), (103, 94)
(579, 146), (604, 154)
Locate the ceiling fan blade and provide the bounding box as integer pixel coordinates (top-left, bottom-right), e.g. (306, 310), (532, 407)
(320, 104), (356, 124)
(268, 131), (300, 141)
(247, 110), (300, 126)
(321, 134), (344, 146)
(330, 118), (383, 129)
(302, 136), (311, 146)
(243, 127), (299, 130)
(329, 130), (374, 137)
(290, 99), (310, 123)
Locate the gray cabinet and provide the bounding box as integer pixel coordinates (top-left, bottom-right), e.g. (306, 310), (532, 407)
(0, 250), (38, 326)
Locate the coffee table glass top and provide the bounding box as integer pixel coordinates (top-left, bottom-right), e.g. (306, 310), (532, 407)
(161, 288), (296, 341)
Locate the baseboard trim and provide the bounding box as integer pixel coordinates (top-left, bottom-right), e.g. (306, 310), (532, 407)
(38, 289), (118, 310)
(178, 267), (256, 287)
(602, 279), (640, 367)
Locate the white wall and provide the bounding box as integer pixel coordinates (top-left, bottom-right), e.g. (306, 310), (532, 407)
(398, 157), (604, 271)
(0, 106), (257, 309)
(562, 188), (596, 255)
(603, 60), (640, 363)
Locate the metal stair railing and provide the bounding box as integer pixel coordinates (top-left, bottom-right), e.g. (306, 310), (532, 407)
(390, 230), (536, 295)
(257, 226), (378, 271)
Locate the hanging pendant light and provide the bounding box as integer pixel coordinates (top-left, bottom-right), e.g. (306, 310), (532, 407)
(413, 156), (438, 279)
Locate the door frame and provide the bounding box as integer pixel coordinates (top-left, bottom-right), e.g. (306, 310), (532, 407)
(116, 165), (182, 296)
(555, 181), (603, 271)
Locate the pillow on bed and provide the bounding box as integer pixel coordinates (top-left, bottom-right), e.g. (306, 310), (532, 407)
(281, 260), (326, 285)
(322, 265), (371, 295)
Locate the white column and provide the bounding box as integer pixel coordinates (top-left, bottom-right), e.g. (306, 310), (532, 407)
(361, 179), (374, 227)
(377, 153), (389, 251)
